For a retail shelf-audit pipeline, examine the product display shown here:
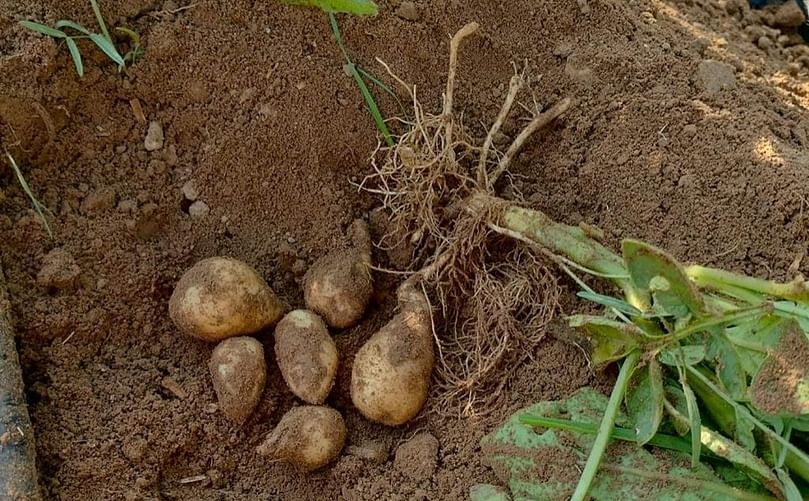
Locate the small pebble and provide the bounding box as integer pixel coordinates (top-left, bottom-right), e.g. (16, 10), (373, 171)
(683, 124), (697, 135)
(395, 1), (420, 21)
(189, 200), (210, 218)
(144, 121), (165, 151)
(181, 180), (199, 201)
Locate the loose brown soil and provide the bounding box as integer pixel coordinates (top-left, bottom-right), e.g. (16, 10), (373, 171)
(2, 0), (809, 499)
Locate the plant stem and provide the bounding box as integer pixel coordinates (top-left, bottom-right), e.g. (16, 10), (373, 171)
(570, 351), (640, 501)
(520, 415), (698, 456)
(686, 265), (809, 303)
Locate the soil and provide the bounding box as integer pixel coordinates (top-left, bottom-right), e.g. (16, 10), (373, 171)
(1, 0), (809, 499)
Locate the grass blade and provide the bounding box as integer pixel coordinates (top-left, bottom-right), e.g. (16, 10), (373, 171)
(4, 153), (53, 238)
(89, 0), (111, 41)
(88, 33), (124, 68)
(328, 13), (393, 147)
(570, 351), (640, 501)
(20, 21), (66, 38)
(350, 66), (394, 146)
(55, 20), (92, 35)
(64, 38), (84, 77)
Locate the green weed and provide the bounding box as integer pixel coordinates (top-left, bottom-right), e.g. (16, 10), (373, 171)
(4, 153), (53, 238)
(20, 0), (141, 78)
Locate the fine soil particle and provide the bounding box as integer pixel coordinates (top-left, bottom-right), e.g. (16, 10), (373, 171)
(1, 0), (809, 499)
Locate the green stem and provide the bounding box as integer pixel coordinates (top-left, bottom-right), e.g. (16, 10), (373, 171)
(655, 304), (772, 348)
(570, 351), (641, 501)
(686, 265), (809, 303)
(497, 204), (646, 308)
(520, 415), (697, 456)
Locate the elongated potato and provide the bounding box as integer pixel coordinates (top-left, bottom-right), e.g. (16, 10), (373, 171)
(274, 310), (338, 404)
(350, 280), (434, 426)
(257, 405), (346, 472)
(169, 257), (285, 342)
(304, 220), (373, 329)
(209, 336), (267, 424)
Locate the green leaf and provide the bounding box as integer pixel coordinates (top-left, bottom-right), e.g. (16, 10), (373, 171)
(735, 405), (756, 452)
(469, 484), (511, 501)
(622, 239), (704, 319)
(626, 360), (664, 445)
(20, 21), (67, 38)
(577, 291), (643, 316)
(88, 33), (124, 68)
(707, 331), (748, 400)
(483, 388), (769, 501)
(659, 345), (705, 366)
(114, 26), (141, 45)
(64, 38), (83, 77)
(280, 0), (378, 15)
(568, 315), (643, 367)
(54, 20), (92, 35)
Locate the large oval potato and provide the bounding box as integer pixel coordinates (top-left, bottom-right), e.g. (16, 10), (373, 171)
(350, 281), (434, 426)
(209, 336), (267, 424)
(274, 310), (338, 405)
(257, 405), (346, 472)
(169, 257), (285, 342)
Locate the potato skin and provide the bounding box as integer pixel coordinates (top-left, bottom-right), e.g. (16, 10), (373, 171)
(303, 249), (372, 329)
(275, 310), (338, 404)
(169, 257), (285, 342)
(209, 337), (267, 424)
(256, 405), (346, 472)
(350, 282), (434, 426)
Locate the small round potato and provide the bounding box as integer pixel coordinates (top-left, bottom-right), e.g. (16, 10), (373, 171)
(257, 405), (346, 472)
(169, 257), (285, 342)
(351, 281), (434, 426)
(274, 310), (338, 404)
(303, 220), (373, 329)
(209, 336), (267, 424)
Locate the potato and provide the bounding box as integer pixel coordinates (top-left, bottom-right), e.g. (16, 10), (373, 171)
(274, 310), (338, 404)
(169, 257), (285, 342)
(257, 405), (346, 472)
(303, 220), (372, 329)
(209, 336), (267, 424)
(350, 280), (434, 426)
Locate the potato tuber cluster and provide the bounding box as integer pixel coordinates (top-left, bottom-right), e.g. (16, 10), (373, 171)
(166, 219), (435, 472)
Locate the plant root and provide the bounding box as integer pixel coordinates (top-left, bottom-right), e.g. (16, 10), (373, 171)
(362, 22), (571, 417)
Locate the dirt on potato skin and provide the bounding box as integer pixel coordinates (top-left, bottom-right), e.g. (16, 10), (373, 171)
(1, 0), (809, 499)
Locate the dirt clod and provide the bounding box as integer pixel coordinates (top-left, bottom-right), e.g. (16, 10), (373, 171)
(81, 187), (117, 214)
(182, 180), (199, 201)
(694, 59), (738, 93)
(394, 432), (440, 481)
(346, 440), (389, 464)
(36, 248), (81, 291)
